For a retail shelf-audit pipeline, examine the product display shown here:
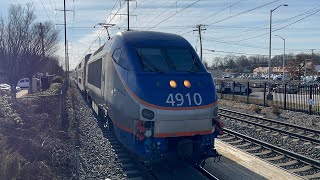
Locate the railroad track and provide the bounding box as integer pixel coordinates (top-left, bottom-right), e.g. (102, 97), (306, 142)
(73, 85), (218, 179)
(98, 120), (219, 180)
(218, 107), (320, 180)
(219, 108), (320, 145)
(220, 128), (320, 179)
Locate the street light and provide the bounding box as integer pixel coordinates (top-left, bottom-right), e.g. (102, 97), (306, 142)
(275, 35), (286, 84)
(267, 4), (288, 100)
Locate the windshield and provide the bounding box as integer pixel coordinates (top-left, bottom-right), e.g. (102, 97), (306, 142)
(136, 47), (201, 73)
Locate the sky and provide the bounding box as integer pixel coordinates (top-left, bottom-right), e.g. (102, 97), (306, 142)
(0, 0), (320, 69)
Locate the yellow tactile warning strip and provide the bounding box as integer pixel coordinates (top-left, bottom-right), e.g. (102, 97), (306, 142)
(215, 140), (303, 180)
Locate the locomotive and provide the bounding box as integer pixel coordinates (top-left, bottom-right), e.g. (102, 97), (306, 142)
(74, 31), (222, 165)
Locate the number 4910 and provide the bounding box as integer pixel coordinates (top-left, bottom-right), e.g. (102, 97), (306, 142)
(166, 93), (202, 106)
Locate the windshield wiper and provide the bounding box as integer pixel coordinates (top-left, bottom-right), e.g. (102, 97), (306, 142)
(189, 54), (198, 73)
(136, 51), (161, 72)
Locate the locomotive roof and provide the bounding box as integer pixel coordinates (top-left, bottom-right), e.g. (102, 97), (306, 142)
(117, 31), (189, 46)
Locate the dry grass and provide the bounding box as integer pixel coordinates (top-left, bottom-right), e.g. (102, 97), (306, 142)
(0, 83), (73, 179)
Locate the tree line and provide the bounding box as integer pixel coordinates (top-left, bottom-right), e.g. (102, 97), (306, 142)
(208, 53), (320, 78)
(0, 3), (62, 93)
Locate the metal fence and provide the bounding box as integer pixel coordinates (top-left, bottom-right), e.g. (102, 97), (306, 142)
(215, 79), (320, 115)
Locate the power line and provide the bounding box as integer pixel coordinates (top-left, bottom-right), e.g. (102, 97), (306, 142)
(176, 0), (242, 34)
(138, 0), (171, 29)
(40, 0), (53, 22)
(230, 8), (320, 43)
(146, 0), (201, 31)
(203, 36), (319, 52)
(178, 0), (279, 36)
(140, 0), (179, 30)
(216, 4), (320, 40)
(205, 49), (269, 56)
(130, 0), (149, 14)
(208, 0), (280, 27)
(178, 0), (279, 35)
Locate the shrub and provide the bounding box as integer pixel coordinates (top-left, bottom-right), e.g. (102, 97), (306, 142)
(249, 104), (261, 114)
(271, 105), (282, 116)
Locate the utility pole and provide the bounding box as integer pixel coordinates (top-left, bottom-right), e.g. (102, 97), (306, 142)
(127, 0), (129, 31)
(56, 0), (72, 77)
(64, 0), (67, 77)
(193, 24), (206, 61)
(111, 1), (136, 31)
(39, 23), (45, 57)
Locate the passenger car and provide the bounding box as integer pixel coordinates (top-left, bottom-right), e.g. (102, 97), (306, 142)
(17, 78), (30, 88)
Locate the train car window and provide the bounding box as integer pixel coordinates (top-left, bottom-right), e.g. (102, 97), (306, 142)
(112, 49), (121, 63)
(136, 48), (170, 72)
(166, 48), (199, 72)
(87, 58), (102, 88)
(136, 47), (202, 72)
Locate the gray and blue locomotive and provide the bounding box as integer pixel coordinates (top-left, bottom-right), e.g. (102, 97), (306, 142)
(74, 31), (222, 164)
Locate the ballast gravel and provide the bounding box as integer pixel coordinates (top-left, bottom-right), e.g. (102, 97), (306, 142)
(222, 118), (320, 161)
(71, 85), (128, 179)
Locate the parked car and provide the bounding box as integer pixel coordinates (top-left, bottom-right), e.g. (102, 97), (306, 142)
(17, 78), (30, 88)
(274, 75), (293, 81)
(216, 82), (252, 95)
(0, 83), (21, 93)
(273, 85), (299, 94)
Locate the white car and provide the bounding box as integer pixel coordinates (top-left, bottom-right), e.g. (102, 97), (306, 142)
(273, 75), (292, 81)
(17, 78), (30, 88)
(0, 84), (21, 92)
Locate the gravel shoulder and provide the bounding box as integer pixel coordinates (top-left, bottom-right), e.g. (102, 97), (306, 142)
(219, 99), (320, 161)
(71, 83), (128, 179)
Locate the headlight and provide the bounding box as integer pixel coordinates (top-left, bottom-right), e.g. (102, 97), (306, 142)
(144, 129), (152, 137)
(142, 109), (155, 120)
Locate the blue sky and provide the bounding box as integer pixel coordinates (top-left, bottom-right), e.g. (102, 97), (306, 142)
(1, 0), (320, 69)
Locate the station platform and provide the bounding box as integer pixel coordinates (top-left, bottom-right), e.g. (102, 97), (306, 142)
(204, 140), (302, 180)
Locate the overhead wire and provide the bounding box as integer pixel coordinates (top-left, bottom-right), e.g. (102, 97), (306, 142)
(207, 0), (280, 27)
(138, 0), (171, 30)
(229, 8), (320, 43)
(146, 0), (201, 31)
(40, 0), (53, 22)
(176, 0), (243, 34)
(216, 3), (320, 40)
(140, 0), (179, 30)
(178, 0), (280, 36)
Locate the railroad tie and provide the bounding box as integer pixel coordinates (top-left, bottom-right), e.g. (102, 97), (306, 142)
(228, 139), (244, 144)
(252, 150), (272, 156)
(234, 142), (251, 148)
(288, 165), (313, 173)
(302, 172), (320, 179)
(277, 160), (299, 167)
(244, 146), (261, 152)
(219, 136), (236, 141)
(263, 155), (285, 161)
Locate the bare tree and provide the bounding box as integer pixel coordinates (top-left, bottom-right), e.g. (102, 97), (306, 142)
(0, 3), (60, 97)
